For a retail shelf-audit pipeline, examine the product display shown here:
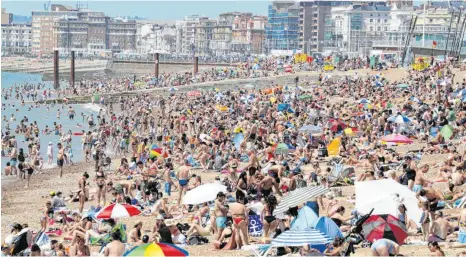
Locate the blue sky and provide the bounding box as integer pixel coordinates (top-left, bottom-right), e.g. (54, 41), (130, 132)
(2, 1), (270, 19)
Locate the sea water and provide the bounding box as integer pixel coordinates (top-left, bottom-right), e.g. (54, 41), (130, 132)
(1, 72), (100, 171)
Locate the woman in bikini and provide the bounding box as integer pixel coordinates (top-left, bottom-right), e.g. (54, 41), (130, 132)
(95, 171), (106, 207)
(78, 172), (89, 214)
(236, 171), (248, 204)
(262, 195), (278, 238)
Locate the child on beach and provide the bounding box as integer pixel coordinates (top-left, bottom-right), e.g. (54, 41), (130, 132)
(419, 201), (430, 242)
(47, 142), (54, 165)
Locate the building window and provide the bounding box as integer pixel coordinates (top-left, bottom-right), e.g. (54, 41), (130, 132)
(370, 26), (373, 31)
(377, 27), (381, 31)
(384, 27), (388, 31)
(430, 19), (433, 23)
(370, 19), (373, 23)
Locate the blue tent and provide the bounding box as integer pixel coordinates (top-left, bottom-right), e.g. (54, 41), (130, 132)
(278, 103), (290, 112)
(312, 216), (343, 240)
(290, 206), (319, 230)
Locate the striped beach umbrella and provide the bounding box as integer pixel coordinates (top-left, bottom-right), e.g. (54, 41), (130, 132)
(271, 228), (332, 247)
(150, 144), (162, 159)
(387, 114), (412, 124)
(363, 214), (407, 244)
(124, 243), (189, 256)
(96, 203), (141, 219)
(380, 134), (413, 144)
(273, 186), (329, 215)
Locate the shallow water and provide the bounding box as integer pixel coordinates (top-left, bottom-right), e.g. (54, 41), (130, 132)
(1, 72), (99, 171)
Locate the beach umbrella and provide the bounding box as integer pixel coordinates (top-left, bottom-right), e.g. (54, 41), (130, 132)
(380, 134), (413, 144)
(329, 119), (347, 132)
(387, 114), (412, 124)
(199, 134), (213, 143)
(169, 87), (178, 93)
(233, 133), (244, 151)
(374, 80), (383, 87)
(277, 103), (291, 112)
(299, 125), (323, 134)
(96, 203), (141, 219)
(344, 127), (355, 136)
(363, 214), (408, 244)
(182, 183), (227, 205)
(298, 94), (312, 100)
(124, 243), (189, 256)
(440, 125), (454, 140)
(396, 83), (410, 89)
(187, 90), (201, 97)
(215, 105), (229, 112)
(274, 143), (291, 155)
(150, 144), (162, 158)
(359, 98), (370, 104)
(273, 186), (329, 215)
(271, 228), (332, 247)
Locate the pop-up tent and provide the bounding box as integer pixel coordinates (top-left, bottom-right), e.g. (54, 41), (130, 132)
(290, 206), (319, 230)
(312, 216), (343, 240)
(355, 179), (422, 227)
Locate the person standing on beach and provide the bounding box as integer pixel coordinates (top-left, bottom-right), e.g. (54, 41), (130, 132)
(46, 142), (53, 165)
(9, 145), (17, 176)
(104, 232), (125, 256)
(176, 159), (191, 206)
(57, 143), (64, 177)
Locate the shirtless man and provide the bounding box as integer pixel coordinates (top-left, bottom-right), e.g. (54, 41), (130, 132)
(229, 198), (249, 248)
(429, 211), (452, 242)
(103, 232), (125, 256)
(214, 192), (228, 240)
(413, 164), (431, 193)
(176, 159), (191, 206)
(258, 174), (282, 198)
(417, 188), (444, 223)
(57, 143), (65, 178)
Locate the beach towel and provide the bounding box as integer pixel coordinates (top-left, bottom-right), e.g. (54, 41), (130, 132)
(248, 215), (264, 237)
(89, 223), (127, 246)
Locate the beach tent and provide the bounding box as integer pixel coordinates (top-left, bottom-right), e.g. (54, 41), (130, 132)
(312, 217), (344, 240)
(327, 137), (341, 156)
(291, 206), (319, 230)
(355, 179), (422, 226)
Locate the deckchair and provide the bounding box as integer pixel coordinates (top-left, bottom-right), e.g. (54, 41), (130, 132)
(248, 244), (272, 257)
(89, 223), (127, 246)
(328, 163), (354, 187)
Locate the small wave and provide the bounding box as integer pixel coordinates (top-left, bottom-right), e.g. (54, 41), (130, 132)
(81, 103), (104, 113)
(41, 163), (58, 170)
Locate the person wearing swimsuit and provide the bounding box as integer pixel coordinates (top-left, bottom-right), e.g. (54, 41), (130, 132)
(262, 195), (278, 238)
(95, 171), (106, 206)
(370, 238), (399, 256)
(78, 172), (89, 214)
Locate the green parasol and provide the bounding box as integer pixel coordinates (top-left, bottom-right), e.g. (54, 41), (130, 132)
(298, 95), (313, 100)
(274, 143), (291, 155)
(396, 83), (410, 89)
(440, 125), (454, 140)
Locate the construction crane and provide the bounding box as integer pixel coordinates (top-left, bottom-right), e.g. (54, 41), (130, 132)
(44, 0), (51, 11)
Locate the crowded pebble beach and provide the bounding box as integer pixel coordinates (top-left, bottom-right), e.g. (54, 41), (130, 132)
(2, 57), (466, 257)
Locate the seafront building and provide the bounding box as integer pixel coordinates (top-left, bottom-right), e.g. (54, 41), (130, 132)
(1, 8), (13, 25)
(32, 4), (137, 56)
(136, 21), (176, 55)
(1, 23), (32, 55)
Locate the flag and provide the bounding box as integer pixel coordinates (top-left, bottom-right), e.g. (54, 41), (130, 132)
(433, 41), (437, 48)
